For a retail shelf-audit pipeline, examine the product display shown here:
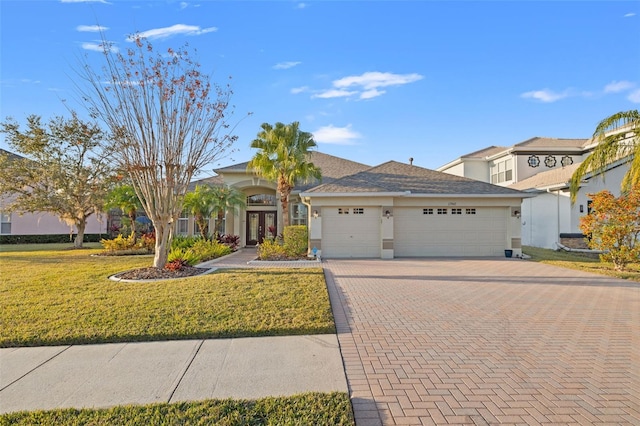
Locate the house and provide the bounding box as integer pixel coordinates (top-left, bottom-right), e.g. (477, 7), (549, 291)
(0, 149), (107, 243)
(437, 136), (630, 249)
(188, 152), (530, 258)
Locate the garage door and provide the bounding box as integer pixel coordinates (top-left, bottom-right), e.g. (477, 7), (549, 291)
(394, 207), (507, 256)
(322, 207), (381, 258)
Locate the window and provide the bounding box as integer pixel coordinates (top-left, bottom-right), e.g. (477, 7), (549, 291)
(1, 212), (10, 234)
(437, 208), (447, 215)
(466, 208), (476, 215)
(528, 155), (540, 168)
(544, 155), (557, 168)
(561, 155), (574, 167)
(451, 208), (462, 215)
(491, 158), (514, 183)
(338, 208), (349, 214)
(290, 203), (308, 226)
(423, 208), (433, 215)
(353, 208), (364, 215)
(246, 194), (276, 206)
(177, 210), (189, 235)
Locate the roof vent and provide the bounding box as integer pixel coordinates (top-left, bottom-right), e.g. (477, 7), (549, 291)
(409, 157), (413, 165)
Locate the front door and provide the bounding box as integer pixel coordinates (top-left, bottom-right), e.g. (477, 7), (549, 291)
(246, 211), (276, 246)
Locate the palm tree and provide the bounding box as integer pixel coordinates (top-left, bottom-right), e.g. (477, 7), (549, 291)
(182, 184), (217, 239)
(105, 184), (142, 239)
(248, 122), (321, 227)
(570, 110), (640, 202)
(211, 185), (246, 235)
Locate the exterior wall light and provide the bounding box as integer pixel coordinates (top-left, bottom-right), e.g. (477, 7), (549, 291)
(313, 210), (319, 218)
(385, 210), (391, 219)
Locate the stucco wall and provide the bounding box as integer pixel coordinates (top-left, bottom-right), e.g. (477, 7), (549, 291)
(8, 211), (106, 235)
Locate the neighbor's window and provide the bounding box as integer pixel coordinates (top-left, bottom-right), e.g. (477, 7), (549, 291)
(1, 212), (10, 234)
(246, 194), (276, 206)
(437, 208), (447, 215)
(338, 208), (349, 214)
(451, 208), (462, 215)
(353, 208), (364, 215)
(423, 208), (433, 215)
(466, 208), (476, 215)
(491, 158), (514, 183)
(290, 203), (308, 226)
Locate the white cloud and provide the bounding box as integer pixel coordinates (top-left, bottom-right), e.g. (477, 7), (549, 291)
(312, 89), (358, 99)
(624, 12), (636, 17)
(333, 71), (423, 90)
(296, 3), (308, 9)
(628, 89), (640, 103)
(77, 25), (108, 32)
(273, 61), (301, 70)
(360, 88), (386, 99)
(180, 2), (189, 10)
(312, 71), (422, 100)
(520, 89), (569, 103)
(81, 42), (118, 53)
(126, 24), (217, 41)
(313, 124), (361, 145)
(291, 86), (309, 94)
(604, 80), (635, 93)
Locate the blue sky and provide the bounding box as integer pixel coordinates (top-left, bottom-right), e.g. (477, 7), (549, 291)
(1, 0), (639, 179)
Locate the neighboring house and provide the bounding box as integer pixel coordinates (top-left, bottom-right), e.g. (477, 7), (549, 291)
(0, 149), (107, 241)
(186, 152), (530, 258)
(437, 136), (630, 249)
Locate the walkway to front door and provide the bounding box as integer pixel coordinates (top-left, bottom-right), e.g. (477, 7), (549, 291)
(246, 211), (276, 246)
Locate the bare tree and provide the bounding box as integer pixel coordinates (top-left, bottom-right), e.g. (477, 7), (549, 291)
(77, 35), (238, 268)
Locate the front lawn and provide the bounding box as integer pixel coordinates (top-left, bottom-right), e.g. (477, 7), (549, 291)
(0, 245), (335, 347)
(0, 392), (355, 425)
(522, 245), (640, 282)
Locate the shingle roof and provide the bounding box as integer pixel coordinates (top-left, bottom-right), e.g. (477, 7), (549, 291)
(213, 151), (370, 191)
(508, 163), (580, 191)
(0, 149), (25, 161)
(305, 161), (527, 196)
(513, 137), (589, 149)
(461, 146), (508, 159)
(187, 174), (225, 191)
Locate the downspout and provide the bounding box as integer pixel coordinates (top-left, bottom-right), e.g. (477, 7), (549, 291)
(300, 196), (314, 256)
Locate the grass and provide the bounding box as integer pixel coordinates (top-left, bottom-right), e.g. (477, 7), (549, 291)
(0, 392), (355, 425)
(522, 245), (640, 282)
(0, 244), (335, 347)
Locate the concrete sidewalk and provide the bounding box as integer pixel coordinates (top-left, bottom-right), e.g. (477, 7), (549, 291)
(0, 334), (347, 414)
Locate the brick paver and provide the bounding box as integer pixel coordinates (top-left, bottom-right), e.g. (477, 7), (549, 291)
(323, 258), (640, 425)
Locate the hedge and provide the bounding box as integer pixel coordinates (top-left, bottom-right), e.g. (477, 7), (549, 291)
(0, 234), (105, 244)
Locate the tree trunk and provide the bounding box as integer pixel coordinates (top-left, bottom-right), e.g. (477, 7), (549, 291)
(129, 211), (137, 239)
(281, 190), (290, 228)
(74, 220), (86, 248)
(153, 221), (172, 268)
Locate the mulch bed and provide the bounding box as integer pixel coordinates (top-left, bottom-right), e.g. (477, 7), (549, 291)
(114, 266), (211, 281)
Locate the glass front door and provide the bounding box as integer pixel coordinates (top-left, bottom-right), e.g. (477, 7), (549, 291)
(246, 211), (277, 246)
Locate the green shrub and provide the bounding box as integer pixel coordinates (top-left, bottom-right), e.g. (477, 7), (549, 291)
(189, 239), (231, 262)
(171, 235), (201, 251)
(0, 234), (103, 244)
(284, 225), (308, 257)
(167, 247), (201, 266)
(101, 234), (137, 252)
(257, 238), (288, 260)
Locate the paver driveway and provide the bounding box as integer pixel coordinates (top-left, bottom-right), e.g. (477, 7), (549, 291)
(323, 258), (639, 425)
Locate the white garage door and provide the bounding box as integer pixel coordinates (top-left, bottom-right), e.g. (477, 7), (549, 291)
(322, 207), (381, 258)
(394, 207), (507, 257)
